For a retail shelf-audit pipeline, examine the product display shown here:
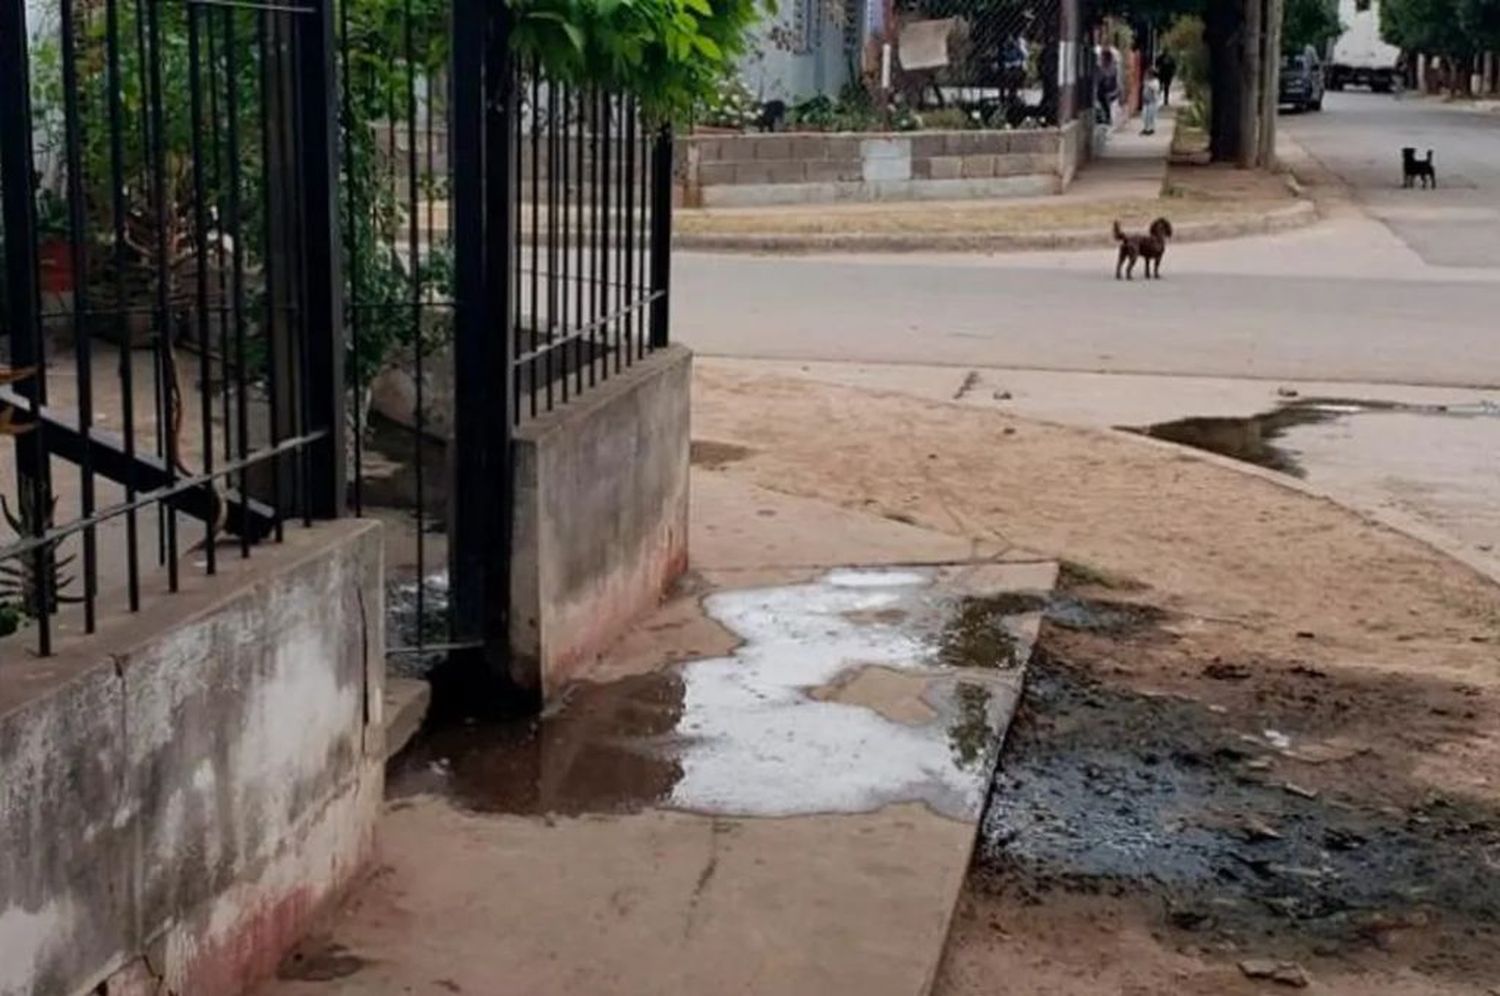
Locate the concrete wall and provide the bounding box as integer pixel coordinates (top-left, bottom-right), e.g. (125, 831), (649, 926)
(738, 2), (854, 104)
(0, 520), (384, 996)
(510, 346), (691, 701)
(678, 124), (1088, 207)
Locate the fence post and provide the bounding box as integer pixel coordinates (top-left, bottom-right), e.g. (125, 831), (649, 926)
(296, 0), (346, 518)
(649, 125), (673, 349)
(448, 0), (516, 701)
(0, 0), (56, 654)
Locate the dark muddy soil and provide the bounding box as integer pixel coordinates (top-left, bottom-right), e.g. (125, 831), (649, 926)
(973, 616), (1500, 990)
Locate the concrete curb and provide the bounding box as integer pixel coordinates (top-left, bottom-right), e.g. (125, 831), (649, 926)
(674, 200), (1319, 255)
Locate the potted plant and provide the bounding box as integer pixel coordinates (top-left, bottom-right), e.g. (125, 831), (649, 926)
(34, 188), (74, 296)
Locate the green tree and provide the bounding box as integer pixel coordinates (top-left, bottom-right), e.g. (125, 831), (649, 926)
(1282, 0), (1341, 53)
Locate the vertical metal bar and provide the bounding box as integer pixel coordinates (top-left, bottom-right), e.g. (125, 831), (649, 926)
(636, 105), (649, 360)
(545, 78), (557, 412)
(649, 125), (672, 349)
(208, 19), (234, 513)
(598, 92), (612, 377)
(187, 2), (219, 573)
(337, 0), (363, 516)
(587, 89), (599, 388)
(146, 0), (181, 587)
(0, 0), (54, 654)
(295, 0), (347, 517)
(557, 83), (569, 406)
(135, 0), (169, 569)
(449, 0), (515, 693)
(573, 88), (585, 398)
(257, 9), (284, 544)
(534, 69), (546, 411)
(222, 8), (252, 557)
(621, 99), (635, 367)
(105, 0), (141, 612)
(404, 0), (426, 634)
(510, 59), (523, 426)
(289, 10), (313, 529)
(60, 0), (99, 628)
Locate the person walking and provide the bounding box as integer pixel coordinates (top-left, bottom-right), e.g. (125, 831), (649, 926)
(1141, 68), (1161, 135)
(1096, 47), (1121, 128)
(1156, 49), (1177, 106)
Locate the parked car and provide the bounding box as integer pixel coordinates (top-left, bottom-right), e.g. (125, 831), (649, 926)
(1279, 47), (1326, 112)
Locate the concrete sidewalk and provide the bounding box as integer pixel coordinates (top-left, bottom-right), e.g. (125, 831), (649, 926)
(260, 474), (1057, 996)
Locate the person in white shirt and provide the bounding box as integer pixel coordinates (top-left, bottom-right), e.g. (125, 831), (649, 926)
(1141, 68), (1161, 136)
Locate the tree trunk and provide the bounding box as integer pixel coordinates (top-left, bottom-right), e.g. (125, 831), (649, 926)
(1238, 0), (1262, 168)
(1257, 0), (1281, 169)
(1206, 1), (1245, 162)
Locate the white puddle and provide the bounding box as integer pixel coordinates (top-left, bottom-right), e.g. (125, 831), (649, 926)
(667, 568), (1020, 820)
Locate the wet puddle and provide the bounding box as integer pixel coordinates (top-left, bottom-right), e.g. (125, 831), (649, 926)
(391, 567), (1049, 820)
(1126, 397), (1500, 477)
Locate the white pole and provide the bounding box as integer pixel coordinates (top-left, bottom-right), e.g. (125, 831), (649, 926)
(881, 43), (892, 91)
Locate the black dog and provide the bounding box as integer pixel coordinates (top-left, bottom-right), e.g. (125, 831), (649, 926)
(1114, 217), (1174, 281)
(755, 100), (786, 133)
(1402, 147), (1437, 189)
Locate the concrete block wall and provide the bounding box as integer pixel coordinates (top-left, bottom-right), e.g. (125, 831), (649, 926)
(678, 123), (1087, 207)
(509, 345), (691, 702)
(0, 521), (383, 996)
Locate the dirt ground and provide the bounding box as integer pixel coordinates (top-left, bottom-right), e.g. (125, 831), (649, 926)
(673, 194), (1287, 239)
(693, 366), (1500, 995)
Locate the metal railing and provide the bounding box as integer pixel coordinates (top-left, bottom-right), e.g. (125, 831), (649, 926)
(377, 0), (673, 679)
(1, 0), (342, 657)
(2, 0), (674, 687)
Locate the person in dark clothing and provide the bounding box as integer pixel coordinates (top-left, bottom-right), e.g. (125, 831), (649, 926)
(1096, 48), (1121, 126)
(1156, 50), (1177, 106)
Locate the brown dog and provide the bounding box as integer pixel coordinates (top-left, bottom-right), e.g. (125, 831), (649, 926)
(1113, 217), (1174, 280)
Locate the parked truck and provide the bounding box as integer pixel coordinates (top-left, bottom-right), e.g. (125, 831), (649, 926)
(1326, 0), (1403, 92)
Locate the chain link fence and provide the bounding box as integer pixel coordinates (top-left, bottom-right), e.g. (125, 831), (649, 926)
(892, 0), (1081, 127)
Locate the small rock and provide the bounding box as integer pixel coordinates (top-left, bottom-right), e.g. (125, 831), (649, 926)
(994, 390), (1013, 401)
(1263, 729), (1293, 750)
(1241, 816), (1284, 842)
(1202, 662), (1251, 681)
(1277, 387), (1300, 398)
(1283, 781), (1319, 800)
(1245, 757), (1274, 771)
(1239, 958), (1310, 988)
(1169, 907), (1211, 931)
(1003, 427), (1017, 435)
(1295, 630), (1316, 640)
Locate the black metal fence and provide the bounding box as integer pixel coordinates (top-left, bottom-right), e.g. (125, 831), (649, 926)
(359, 0), (673, 676)
(1, 0), (673, 675)
(1, 0), (343, 656)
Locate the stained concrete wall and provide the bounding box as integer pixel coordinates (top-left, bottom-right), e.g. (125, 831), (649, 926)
(0, 520), (383, 996)
(510, 346), (691, 701)
(677, 125), (1089, 207)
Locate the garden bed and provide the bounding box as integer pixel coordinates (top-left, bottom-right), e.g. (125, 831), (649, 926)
(677, 120), (1089, 207)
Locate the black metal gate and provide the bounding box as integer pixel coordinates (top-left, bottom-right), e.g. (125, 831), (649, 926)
(1, 0), (342, 656)
(358, 0), (674, 694)
(1, 0), (673, 694)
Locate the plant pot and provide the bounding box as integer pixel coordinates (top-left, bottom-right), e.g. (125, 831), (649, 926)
(37, 239), (74, 294)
